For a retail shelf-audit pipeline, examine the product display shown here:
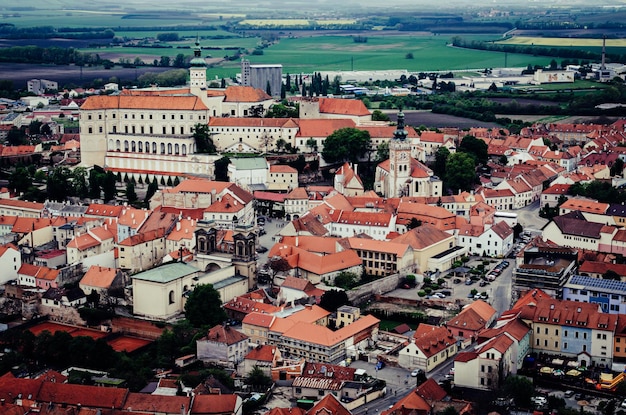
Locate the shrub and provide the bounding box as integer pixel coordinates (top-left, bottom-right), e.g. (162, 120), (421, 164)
(418, 290), (426, 297)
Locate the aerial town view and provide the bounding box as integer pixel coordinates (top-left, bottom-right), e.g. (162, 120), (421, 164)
(1, 0), (626, 414)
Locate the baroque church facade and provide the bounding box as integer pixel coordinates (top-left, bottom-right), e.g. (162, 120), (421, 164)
(375, 112), (443, 198)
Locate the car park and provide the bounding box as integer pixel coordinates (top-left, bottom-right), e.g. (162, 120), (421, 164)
(479, 280), (487, 287)
(465, 279), (473, 285)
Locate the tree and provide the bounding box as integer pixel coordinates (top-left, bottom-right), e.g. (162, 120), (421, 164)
(266, 80), (272, 96)
(445, 153), (476, 192)
(513, 223), (523, 239)
(184, 284), (228, 327)
(72, 167), (89, 199)
(7, 126), (27, 146)
(376, 141), (389, 163)
(173, 53), (186, 68)
(405, 53), (414, 59)
(432, 146), (450, 178)
(215, 157), (230, 182)
(144, 179), (159, 205)
(322, 128), (371, 164)
(319, 289), (350, 312)
(193, 123), (216, 154)
(46, 167), (72, 201)
(306, 138), (318, 153)
(102, 171), (117, 202)
(604, 270), (621, 280)
(334, 272), (359, 289)
(259, 133), (274, 154)
(275, 138), (287, 153)
(126, 182), (137, 204)
(268, 256), (292, 288)
(499, 154), (508, 165)
(503, 375), (534, 408)
(437, 407), (459, 415)
(407, 217), (422, 229)
(159, 56), (171, 67)
(246, 366), (272, 391)
(371, 110), (390, 121)
(611, 158), (624, 177)
(458, 135), (488, 165)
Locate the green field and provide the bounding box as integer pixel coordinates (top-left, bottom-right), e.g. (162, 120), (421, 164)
(208, 35), (555, 75)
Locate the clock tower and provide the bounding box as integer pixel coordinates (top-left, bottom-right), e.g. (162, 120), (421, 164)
(388, 111), (412, 197)
(189, 36), (207, 95)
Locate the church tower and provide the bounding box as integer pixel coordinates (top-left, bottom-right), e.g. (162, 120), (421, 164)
(189, 36), (207, 95)
(388, 111), (412, 197)
(231, 224), (258, 289)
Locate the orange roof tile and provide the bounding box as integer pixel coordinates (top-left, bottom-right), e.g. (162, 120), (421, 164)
(224, 85), (271, 102)
(123, 393), (191, 414)
(209, 117), (297, 128)
(245, 345), (278, 362)
(242, 312), (275, 328)
(270, 164), (298, 174)
(67, 232), (100, 250)
(0, 199), (44, 211)
(80, 266), (118, 289)
(81, 94), (208, 111)
(204, 324), (248, 345)
(119, 228), (165, 246)
(318, 97), (370, 116)
(191, 394), (239, 414)
(296, 118), (356, 137)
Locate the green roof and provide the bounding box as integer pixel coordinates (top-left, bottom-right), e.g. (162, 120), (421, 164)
(231, 157), (268, 170)
(132, 262), (198, 283)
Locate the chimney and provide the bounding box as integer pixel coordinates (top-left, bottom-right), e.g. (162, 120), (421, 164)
(354, 163), (358, 176)
(177, 222), (181, 231)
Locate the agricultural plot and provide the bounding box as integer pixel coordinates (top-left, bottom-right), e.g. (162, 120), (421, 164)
(498, 36), (626, 48)
(235, 35), (555, 74)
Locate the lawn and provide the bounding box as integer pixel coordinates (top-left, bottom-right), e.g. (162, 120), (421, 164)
(498, 36), (626, 48)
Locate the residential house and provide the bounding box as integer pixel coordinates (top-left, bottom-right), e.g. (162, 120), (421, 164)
(284, 187), (310, 221)
(196, 324), (250, 367)
(66, 224), (116, 265)
(276, 276), (324, 306)
(0, 199), (43, 218)
(457, 221), (513, 257)
(392, 224), (464, 273)
(0, 243), (20, 284)
(563, 275), (626, 314)
(118, 228), (167, 272)
(398, 324), (457, 372)
(541, 184), (572, 210)
(513, 245), (579, 296)
(334, 162), (364, 197)
(242, 312), (276, 346)
(41, 286), (86, 309)
(541, 213), (616, 253)
(454, 333), (515, 390)
(227, 157), (268, 191)
(242, 345), (281, 378)
(446, 300), (497, 341)
(338, 237), (413, 277)
(268, 164), (298, 192)
(190, 394), (243, 415)
(79, 265), (126, 304)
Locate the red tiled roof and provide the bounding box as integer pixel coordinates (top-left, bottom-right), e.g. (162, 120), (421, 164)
(318, 97), (370, 116)
(38, 381), (128, 408)
(245, 345), (277, 362)
(191, 394), (240, 414)
(81, 94), (208, 111)
(204, 324), (248, 345)
(224, 85), (271, 102)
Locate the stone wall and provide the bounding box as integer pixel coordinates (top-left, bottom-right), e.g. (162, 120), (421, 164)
(346, 273), (403, 304)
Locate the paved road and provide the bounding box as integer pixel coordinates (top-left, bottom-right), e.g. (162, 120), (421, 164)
(513, 200), (548, 231)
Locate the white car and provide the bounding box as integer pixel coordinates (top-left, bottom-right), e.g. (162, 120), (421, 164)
(531, 396), (547, 406)
(411, 369), (423, 377)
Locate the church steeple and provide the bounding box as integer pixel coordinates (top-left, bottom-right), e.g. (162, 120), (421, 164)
(393, 110), (408, 141)
(189, 35), (207, 94)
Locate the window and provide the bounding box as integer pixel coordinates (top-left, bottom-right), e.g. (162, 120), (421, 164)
(169, 290), (175, 304)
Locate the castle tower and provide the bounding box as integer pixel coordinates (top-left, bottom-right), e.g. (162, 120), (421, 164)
(388, 110), (412, 197)
(189, 36), (207, 94)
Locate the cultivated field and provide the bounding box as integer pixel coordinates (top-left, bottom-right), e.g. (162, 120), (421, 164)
(498, 36), (626, 48)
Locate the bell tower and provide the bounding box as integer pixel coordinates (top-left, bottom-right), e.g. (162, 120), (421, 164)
(232, 224), (258, 289)
(189, 36), (207, 94)
(388, 110), (412, 197)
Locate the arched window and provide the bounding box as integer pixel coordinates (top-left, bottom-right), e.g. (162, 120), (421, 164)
(124, 140), (129, 152)
(138, 141), (143, 152)
(145, 141), (150, 153)
(169, 290), (175, 304)
(175, 144), (179, 155)
(131, 141), (136, 152)
(108, 139), (113, 150)
(160, 143), (165, 154)
(152, 142), (157, 153)
(182, 144), (187, 155)
(167, 143), (172, 155)
(116, 140), (121, 151)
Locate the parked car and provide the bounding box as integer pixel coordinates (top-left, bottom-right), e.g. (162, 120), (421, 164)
(564, 390), (574, 398)
(465, 279), (473, 285)
(256, 246), (268, 253)
(479, 280), (487, 287)
(453, 278), (462, 284)
(531, 396), (548, 406)
(621, 398), (626, 409)
(411, 369), (423, 377)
